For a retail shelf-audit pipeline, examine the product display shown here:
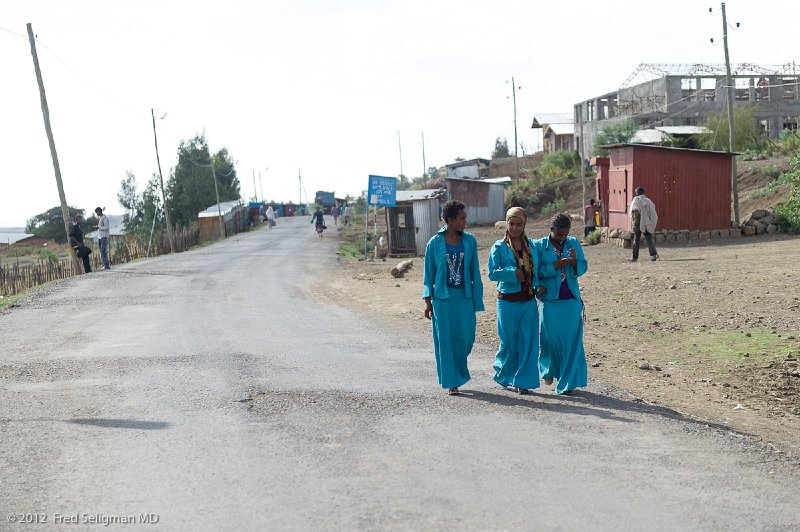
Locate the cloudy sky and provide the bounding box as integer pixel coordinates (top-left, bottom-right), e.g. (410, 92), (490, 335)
(1, 0), (797, 227)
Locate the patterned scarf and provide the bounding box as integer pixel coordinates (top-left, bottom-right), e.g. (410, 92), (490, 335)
(504, 209), (534, 296)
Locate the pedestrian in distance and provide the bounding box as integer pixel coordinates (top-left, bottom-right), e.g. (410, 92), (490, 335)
(331, 204), (340, 226)
(343, 204), (352, 227)
(629, 187), (659, 262)
(266, 205), (277, 228)
(488, 207), (544, 395)
(69, 214), (92, 273)
(583, 199), (600, 238)
(422, 200), (484, 396)
(535, 213), (588, 395)
(311, 206), (326, 237)
(94, 207), (111, 270)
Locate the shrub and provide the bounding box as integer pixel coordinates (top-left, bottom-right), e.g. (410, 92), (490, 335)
(537, 151), (581, 181)
(541, 197), (566, 215)
(776, 156), (800, 234)
(585, 230), (601, 245)
(764, 164), (781, 179)
(37, 248), (59, 264)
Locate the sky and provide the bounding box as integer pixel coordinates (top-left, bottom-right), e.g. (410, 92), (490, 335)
(1, 0), (797, 227)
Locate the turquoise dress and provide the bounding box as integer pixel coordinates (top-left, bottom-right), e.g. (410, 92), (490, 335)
(534, 236), (588, 394)
(422, 226), (484, 389)
(487, 239), (540, 390)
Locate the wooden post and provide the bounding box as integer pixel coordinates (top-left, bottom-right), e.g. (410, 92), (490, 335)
(721, 3), (740, 225)
(151, 109), (175, 253)
(27, 23), (81, 275)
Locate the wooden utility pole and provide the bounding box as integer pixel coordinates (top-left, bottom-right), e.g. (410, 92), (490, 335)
(512, 76), (520, 179)
(421, 132), (427, 184)
(27, 23), (81, 275)
(252, 169), (258, 202)
(397, 130), (404, 179)
(579, 104), (586, 214)
(210, 162), (224, 238)
(721, 2), (740, 224)
(151, 109), (175, 253)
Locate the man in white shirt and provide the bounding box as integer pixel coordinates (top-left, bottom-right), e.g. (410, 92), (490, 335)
(94, 207), (111, 270)
(629, 187), (659, 262)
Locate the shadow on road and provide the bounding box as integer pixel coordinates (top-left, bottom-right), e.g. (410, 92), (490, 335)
(67, 418), (170, 430)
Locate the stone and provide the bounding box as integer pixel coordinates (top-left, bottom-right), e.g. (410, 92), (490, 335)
(751, 209), (768, 219)
(755, 221), (767, 234)
(667, 233), (678, 243)
(729, 228), (742, 238)
(766, 224), (778, 234)
(638, 361), (651, 370)
(676, 232), (688, 242)
(699, 231), (711, 240)
(689, 230), (700, 241)
(655, 233), (666, 243)
(743, 226), (756, 236)
(763, 214), (778, 225)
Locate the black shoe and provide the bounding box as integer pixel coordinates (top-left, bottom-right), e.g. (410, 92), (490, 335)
(650, 255), (659, 261)
(628, 258), (637, 262)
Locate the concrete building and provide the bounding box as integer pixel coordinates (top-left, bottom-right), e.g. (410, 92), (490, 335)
(574, 63), (800, 156)
(445, 158), (491, 180)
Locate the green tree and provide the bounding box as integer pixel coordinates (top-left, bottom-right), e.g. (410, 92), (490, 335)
(426, 166), (439, 180)
(167, 134), (241, 226)
(593, 119), (637, 156)
(537, 151), (581, 180)
(492, 137), (511, 158)
(698, 106), (760, 152)
(26, 206), (90, 244)
(118, 170), (144, 232)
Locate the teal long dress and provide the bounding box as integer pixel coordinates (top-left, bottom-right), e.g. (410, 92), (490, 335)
(534, 235), (588, 394)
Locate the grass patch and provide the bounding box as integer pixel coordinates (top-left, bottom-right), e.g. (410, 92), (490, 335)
(688, 328), (796, 362)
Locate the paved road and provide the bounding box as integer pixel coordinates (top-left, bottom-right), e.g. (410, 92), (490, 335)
(1, 216), (798, 531)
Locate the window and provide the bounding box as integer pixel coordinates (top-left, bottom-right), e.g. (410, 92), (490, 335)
(782, 77), (798, 100)
(700, 77), (716, 101)
(734, 78), (750, 101)
(681, 78), (697, 101)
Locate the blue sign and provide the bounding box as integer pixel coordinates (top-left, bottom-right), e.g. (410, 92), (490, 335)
(367, 175), (397, 207)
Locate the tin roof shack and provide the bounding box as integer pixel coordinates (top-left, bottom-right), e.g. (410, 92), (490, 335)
(445, 158), (491, 180)
(445, 177), (505, 225)
(596, 144), (734, 240)
(385, 189), (444, 256)
(198, 200), (246, 242)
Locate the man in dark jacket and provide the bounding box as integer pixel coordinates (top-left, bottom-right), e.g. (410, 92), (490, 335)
(69, 214), (92, 273)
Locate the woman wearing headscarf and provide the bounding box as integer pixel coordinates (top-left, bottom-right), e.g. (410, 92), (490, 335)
(534, 213), (588, 395)
(422, 200), (484, 395)
(488, 207), (543, 394)
(266, 205), (277, 228)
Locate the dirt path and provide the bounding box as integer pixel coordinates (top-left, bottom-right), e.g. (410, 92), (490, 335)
(320, 224), (800, 456)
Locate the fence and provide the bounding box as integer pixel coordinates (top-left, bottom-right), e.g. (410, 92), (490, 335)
(0, 225), (200, 297)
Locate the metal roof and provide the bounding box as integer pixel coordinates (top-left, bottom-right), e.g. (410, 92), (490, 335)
(395, 189), (444, 202)
(445, 158), (491, 169)
(600, 143), (737, 155)
(655, 125), (712, 135)
(531, 113), (573, 128)
(482, 177), (512, 185)
(545, 123), (575, 136)
(0, 232), (34, 245)
(198, 200), (243, 218)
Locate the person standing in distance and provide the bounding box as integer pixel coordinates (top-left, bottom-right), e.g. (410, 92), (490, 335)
(69, 214), (92, 273)
(583, 199), (600, 238)
(422, 200), (484, 396)
(94, 207), (111, 270)
(629, 187), (659, 262)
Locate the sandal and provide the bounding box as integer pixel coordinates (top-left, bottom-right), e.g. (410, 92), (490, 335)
(447, 388), (460, 396)
(515, 387), (530, 395)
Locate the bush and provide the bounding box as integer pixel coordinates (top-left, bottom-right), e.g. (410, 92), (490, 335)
(37, 248), (59, 264)
(764, 164), (781, 179)
(541, 197), (566, 215)
(585, 230), (601, 245)
(537, 151), (580, 180)
(776, 156), (800, 234)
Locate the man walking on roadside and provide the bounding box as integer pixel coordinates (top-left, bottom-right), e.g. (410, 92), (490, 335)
(629, 187), (659, 262)
(95, 207), (111, 270)
(583, 199), (600, 238)
(343, 204), (352, 227)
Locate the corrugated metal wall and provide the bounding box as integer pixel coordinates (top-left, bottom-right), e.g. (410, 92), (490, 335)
(605, 146), (732, 231)
(446, 179), (505, 225)
(413, 199), (440, 255)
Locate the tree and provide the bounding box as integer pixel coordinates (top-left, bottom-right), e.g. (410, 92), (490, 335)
(777, 155), (800, 233)
(167, 134), (241, 226)
(592, 119), (637, 156)
(26, 206), (90, 243)
(698, 106), (760, 152)
(492, 137), (511, 158)
(427, 166), (439, 180)
(118, 170), (144, 232)
(454, 156), (465, 162)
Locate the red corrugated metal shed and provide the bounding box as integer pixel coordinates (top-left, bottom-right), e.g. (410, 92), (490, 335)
(599, 144), (734, 232)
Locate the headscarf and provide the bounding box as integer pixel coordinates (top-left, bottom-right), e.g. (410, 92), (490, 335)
(503, 207), (534, 296)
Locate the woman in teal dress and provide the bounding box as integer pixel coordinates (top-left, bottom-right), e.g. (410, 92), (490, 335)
(534, 213), (588, 395)
(422, 200), (484, 395)
(488, 207), (544, 394)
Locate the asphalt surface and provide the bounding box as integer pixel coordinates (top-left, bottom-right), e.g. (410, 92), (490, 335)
(1, 216), (798, 531)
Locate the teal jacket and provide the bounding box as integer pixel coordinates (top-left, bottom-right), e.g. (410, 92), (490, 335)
(487, 238), (540, 294)
(534, 235), (587, 301)
(422, 226), (485, 312)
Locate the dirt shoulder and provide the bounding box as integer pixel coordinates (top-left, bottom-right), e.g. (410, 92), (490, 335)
(318, 222), (800, 457)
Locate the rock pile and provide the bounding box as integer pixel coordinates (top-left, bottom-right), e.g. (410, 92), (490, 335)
(742, 208), (781, 236)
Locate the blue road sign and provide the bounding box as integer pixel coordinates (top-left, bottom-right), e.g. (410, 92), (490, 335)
(367, 175), (397, 207)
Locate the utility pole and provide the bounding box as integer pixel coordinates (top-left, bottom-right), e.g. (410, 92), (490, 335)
(210, 162), (224, 238)
(397, 130), (404, 180)
(421, 132), (427, 184)
(721, 2), (740, 224)
(151, 109), (175, 253)
(579, 103), (586, 214)
(511, 76), (520, 179)
(259, 169), (266, 203)
(27, 23), (81, 274)
(252, 170), (258, 202)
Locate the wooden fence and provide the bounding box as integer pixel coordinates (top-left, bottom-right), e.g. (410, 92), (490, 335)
(0, 225), (200, 297)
